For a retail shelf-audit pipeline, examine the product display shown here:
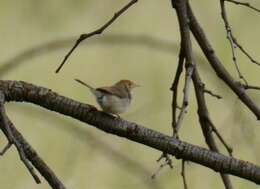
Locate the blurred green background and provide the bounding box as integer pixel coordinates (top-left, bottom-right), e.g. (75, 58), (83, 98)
(1, 0), (260, 188)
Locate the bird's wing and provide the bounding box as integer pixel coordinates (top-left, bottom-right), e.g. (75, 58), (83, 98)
(96, 86), (128, 99)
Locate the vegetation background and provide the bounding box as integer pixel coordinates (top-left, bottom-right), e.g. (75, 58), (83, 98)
(0, 0), (260, 188)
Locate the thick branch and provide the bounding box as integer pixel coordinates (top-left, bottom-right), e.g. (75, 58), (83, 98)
(192, 68), (233, 189)
(1, 80), (260, 184)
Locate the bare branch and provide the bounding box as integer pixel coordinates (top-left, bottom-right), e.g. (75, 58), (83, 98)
(174, 63), (193, 133)
(220, 0), (248, 84)
(192, 67), (233, 189)
(0, 91), (41, 184)
(225, 0), (260, 13)
(204, 88), (222, 99)
(171, 45), (185, 136)
(151, 154), (173, 179)
(172, 0), (194, 136)
(0, 142), (12, 156)
(181, 160), (188, 189)
(209, 121), (233, 156)
(231, 36), (260, 66)
(0, 34), (180, 78)
(55, 0), (138, 73)
(2, 78), (260, 182)
(219, 0), (260, 89)
(243, 84), (260, 91)
(0, 90), (66, 189)
(187, 3), (260, 120)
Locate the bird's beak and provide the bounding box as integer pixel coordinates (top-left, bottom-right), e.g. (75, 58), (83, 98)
(133, 83), (140, 88)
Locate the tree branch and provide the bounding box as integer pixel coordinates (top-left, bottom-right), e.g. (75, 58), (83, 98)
(187, 3), (260, 120)
(0, 34), (179, 78)
(220, 0), (248, 84)
(172, 0), (194, 136)
(181, 160), (188, 189)
(225, 0), (260, 13)
(0, 91), (41, 184)
(0, 142), (12, 156)
(0, 89), (66, 189)
(192, 67), (233, 189)
(55, 0), (138, 73)
(171, 44), (184, 136)
(0, 80), (260, 184)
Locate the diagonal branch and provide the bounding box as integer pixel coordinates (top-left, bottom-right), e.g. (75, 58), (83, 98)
(231, 36), (260, 67)
(0, 90), (67, 189)
(55, 0), (138, 73)
(1, 80), (260, 184)
(225, 0), (260, 13)
(221, 0), (260, 70)
(204, 87), (222, 99)
(0, 34), (179, 78)
(192, 67), (233, 189)
(0, 142), (12, 155)
(0, 91), (41, 184)
(187, 3), (260, 120)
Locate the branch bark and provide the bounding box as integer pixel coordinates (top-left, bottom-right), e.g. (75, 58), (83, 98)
(1, 80), (260, 184)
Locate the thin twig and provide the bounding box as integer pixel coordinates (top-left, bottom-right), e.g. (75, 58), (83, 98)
(220, 0), (248, 84)
(152, 154), (173, 179)
(210, 122), (233, 156)
(231, 36), (260, 66)
(151, 161), (169, 179)
(200, 82), (222, 99)
(174, 63), (193, 132)
(225, 0), (260, 13)
(156, 153), (173, 169)
(55, 0), (138, 73)
(243, 84), (260, 91)
(0, 92), (41, 184)
(0, 142), (12, 155)
(181, 160), (188, 189)
(171, 44), (185, 136)
(173, 0), (195, 136)
(204, 88), (222, 99)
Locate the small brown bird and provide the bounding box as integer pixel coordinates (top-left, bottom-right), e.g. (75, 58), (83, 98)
(75, 79), (139, 116)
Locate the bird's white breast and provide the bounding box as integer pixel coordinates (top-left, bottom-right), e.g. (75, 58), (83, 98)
(98, 95), (130, 114)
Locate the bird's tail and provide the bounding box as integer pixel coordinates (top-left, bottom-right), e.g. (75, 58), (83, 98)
(75, 79), (96, 94)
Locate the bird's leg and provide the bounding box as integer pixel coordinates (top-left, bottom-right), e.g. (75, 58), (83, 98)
(114, 114), (121, 119)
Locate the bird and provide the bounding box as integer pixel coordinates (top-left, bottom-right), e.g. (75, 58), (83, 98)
(75, 79), (139, 116)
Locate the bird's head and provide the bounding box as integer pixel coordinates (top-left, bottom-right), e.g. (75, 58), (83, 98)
(115, 80), (140, 90)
